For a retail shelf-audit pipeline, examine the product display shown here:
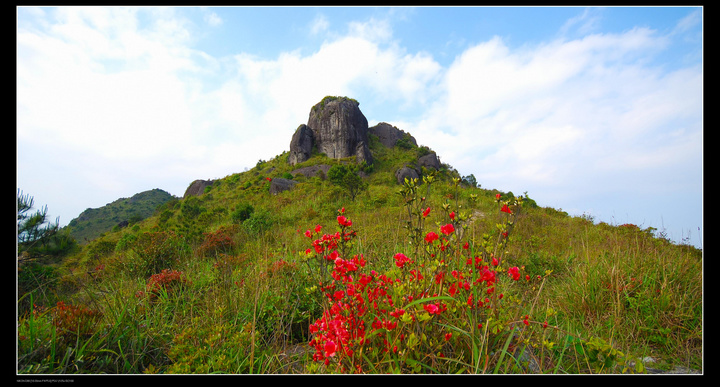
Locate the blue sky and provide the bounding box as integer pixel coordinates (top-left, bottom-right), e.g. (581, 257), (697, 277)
(16, 6), (703, 247)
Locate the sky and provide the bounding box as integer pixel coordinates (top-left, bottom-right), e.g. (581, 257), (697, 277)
(16, 6), (703, 247)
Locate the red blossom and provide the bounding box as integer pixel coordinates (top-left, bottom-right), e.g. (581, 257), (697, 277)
(423, 207), (431, 217)
(440, 223), (455, 235)
(508, 266), (521, 281)
(424, 231), (439, 243)
(337, 215), (352, 227)
(501, 204), (512, 214)
(394, 253), (411, 268)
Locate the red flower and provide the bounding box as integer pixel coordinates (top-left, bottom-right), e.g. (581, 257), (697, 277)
(440, 223), (455, 235)
(304, 229), (313, 238)
(265, 177), (272, 181)
(337, 215), (352, 227)
(444, 332), (452, 341)
(508, 266), (520, 281)
(394, 253), (411, 268)
(449, 211), (455, 220)
(324, 340), (337, 358)
(423, 303), (439, 315)
(491, 256), (499, 266)
(314, 224), (322, 233)
(424, 231), (439, 243)
(501, 204), (512, 214)
(423, 207), (431, 217)
(495, 193), (502, 200)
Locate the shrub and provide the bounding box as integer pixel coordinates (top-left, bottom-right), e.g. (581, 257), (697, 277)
(302, 178), (534, 373)
(124, 231), (188, 278)
(52, 301), (102, 342)
(198, 225), (238, 257)
(243, 208), (274, 235)
(231, 203), (254, 224)
(140, 269), (191, 301)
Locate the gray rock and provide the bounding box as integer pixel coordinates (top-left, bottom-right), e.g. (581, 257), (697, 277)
(290, 164), (331, 179)
(368, 122), (417, 148)
(183, 179), (215, 199)
(395, 166), (419, 185)
(288, 124), (314, 166)
(417, 152), (441, 171)
(305, 97), (373, 165)
(269, 178), (298, 195)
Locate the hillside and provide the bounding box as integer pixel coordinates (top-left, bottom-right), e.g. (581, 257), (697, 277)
(17, 97), (702, 375)
(65, 188), (177, 244)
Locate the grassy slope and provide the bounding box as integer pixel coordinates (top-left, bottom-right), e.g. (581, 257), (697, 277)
(17, 137), (702, 375)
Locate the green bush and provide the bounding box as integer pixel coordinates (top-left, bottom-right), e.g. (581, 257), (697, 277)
(231, 203), (255, 224)
(243, 208), (274, 235)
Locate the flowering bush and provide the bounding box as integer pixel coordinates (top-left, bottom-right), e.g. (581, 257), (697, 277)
(143, 269), (191, 301)
(303, 177), (537, 373)
(52, 301), (102, 341)
(198, 225), (238, 257)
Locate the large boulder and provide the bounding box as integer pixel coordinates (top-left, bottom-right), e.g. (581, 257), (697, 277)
(289, 96), (373, 165)
(395, 166), (419, 185)
(183, 179), (215, 198)
(288, 124), (314, 165)
(369, 122), (417, 148)
(417, 152), (441, 171)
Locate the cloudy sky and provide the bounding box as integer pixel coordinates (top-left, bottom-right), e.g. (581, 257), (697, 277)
(16, 6), (703, 247)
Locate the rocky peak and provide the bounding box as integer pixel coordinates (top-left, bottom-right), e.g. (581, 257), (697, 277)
(369, 122), (417, 148)
(289, 96), (372, 165)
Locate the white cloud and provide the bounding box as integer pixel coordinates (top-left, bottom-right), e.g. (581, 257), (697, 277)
(408, 25), (700, 211)
(310, 14), (329, 35)
(347, 17), (393, 43)
(204, 11), (222, 27)
(558, 7), (604, 37)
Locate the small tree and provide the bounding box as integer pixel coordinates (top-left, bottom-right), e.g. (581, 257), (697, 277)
(327, 164), (368, 201)
(462, 174), (478, 188)
(17, 189), (61, 263)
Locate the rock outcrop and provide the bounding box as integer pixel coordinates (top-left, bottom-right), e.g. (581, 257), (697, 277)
(290, 164), (331, 179)
(288, 124), (314, 166)
(289, 96), (372, 165)
(418, 152), (441, 171)
(183, 179), (215, 199)
(395, 166), (419, 185)
(369, 122), (417, 148)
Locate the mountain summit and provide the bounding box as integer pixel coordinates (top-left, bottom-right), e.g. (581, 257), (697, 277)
(289, 96), (372, 166)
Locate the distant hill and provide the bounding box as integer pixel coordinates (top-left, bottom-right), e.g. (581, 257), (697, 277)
(65, 188), (177, 244)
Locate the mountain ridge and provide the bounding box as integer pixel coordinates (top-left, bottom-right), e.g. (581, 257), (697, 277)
(65, 188), (177, 244)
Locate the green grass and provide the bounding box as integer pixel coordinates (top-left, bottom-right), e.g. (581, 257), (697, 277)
(17, 145), (702, 375)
